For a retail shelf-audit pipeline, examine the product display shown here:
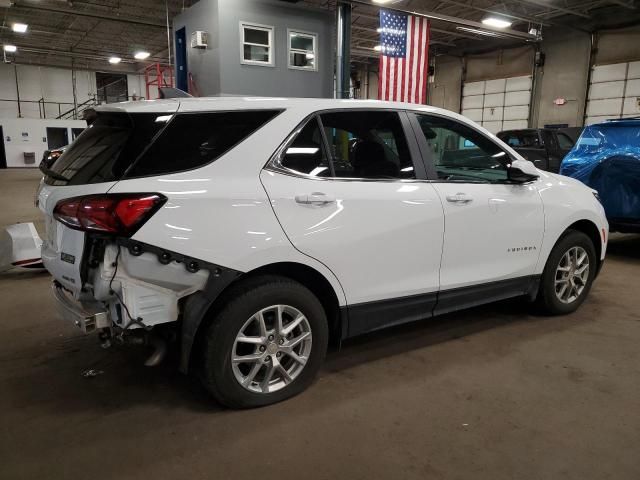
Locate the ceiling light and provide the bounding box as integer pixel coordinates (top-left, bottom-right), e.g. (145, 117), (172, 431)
(134, 51), (150, 60)
(108, 56), (121, 64)
(12, 23), (28, 33)
(4, 45), (17, 53)
(481, 17), (512, 29)
(373, 45), (382, 51)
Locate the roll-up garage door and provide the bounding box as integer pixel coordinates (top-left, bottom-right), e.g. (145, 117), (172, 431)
(461, 75), (532, 134)
(585, 61), (640, 125)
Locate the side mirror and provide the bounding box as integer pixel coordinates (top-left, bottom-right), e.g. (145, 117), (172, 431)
(508, 158), (539, 183)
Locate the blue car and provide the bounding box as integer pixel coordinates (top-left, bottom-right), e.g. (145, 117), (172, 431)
(560, 118), (640, 233)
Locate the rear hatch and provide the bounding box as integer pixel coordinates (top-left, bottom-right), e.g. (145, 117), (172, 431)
(38, 104), (178, 293)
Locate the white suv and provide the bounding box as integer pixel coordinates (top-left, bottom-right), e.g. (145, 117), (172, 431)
(37, 98), (608, 408)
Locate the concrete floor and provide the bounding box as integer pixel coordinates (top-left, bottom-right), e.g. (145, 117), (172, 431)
(1, 168), (639, 480)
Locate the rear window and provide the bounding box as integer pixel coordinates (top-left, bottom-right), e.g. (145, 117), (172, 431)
(44, 110), (281, 185)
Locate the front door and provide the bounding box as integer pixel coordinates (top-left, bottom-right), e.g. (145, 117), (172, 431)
(261, 110), (445, 335)
(410, 112), (544, 312)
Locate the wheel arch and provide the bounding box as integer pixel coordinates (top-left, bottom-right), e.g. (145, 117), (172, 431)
(566, 219), (603, 266)
(180, 261), (345, 374)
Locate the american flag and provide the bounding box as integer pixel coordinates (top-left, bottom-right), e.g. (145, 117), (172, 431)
(378, 9), (430, 103)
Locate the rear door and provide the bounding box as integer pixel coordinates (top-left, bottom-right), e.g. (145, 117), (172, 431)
(261, 109), (444, 336)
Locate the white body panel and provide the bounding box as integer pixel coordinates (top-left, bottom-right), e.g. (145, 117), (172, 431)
(432, 182), (544, 289)
(37, 97), (608, 334)
(260, 171), (444, 304)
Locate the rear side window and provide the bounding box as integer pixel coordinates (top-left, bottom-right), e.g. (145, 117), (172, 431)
(127, 110), (280, 178)
(279, 118), (332, 177)
(44, 112), (164, 186)
(44, 110), (280, 185)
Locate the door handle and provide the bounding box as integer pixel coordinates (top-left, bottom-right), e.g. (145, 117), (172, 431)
(295, 192), (336, 206)
(446, 193), (473, 204)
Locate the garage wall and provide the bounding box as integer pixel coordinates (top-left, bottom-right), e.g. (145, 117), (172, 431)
(534, 29), (591, 128)
(0, 63), (148, 119)
(428, 55), (462, 113)
(0, 118), (87, 167)
(465, 46), (534, 82)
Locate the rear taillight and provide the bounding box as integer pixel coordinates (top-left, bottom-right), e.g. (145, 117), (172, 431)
(53, 194), (166, 236)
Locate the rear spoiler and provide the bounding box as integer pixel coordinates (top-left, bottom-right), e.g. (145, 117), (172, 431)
(158, 87), (192, 99)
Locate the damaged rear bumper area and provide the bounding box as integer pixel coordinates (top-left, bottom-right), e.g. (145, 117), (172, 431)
(50, 238), (242, 367)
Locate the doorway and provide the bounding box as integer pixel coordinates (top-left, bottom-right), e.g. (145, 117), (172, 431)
(46, 127), (69, 150)
(0, 126), (6, 169)
(175, 27), (188, 92)
(96, 72), (129, 103)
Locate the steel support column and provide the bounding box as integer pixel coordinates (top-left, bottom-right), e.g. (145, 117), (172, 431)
(336, 2), (352, 99)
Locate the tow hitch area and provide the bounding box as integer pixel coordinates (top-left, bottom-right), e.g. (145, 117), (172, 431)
(52, 282), (110, 334)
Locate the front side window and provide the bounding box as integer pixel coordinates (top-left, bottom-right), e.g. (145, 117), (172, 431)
(240, 22), (273, 66)
(320, 111), (415, 179)
(288, 30), (317, 71)
(556, 133), (574, 149)
(415, 114), (509, 183)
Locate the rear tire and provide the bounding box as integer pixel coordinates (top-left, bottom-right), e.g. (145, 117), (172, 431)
(200, 275), (328, 408)
(535, 230), (597, 315)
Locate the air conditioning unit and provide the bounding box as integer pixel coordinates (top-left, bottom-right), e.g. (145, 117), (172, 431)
(191, 31), (208, 49)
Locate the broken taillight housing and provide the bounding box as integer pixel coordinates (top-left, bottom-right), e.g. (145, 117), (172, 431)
(53, 194), (166, 236)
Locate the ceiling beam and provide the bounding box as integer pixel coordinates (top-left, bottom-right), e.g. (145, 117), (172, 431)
(607, 0), (637, 8)
(429, 0), (552, 26)
(512, 0), (592, 18)
(11, 1), (168, 28)
(347, 0), (538, 41)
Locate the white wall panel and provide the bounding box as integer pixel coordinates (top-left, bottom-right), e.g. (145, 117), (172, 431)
(627, 61), (640, 79)
(462, 95), (484, 109)
(588, 81), (625, 99)
(483, 93), (505, 107)
(586, 98), (623, 116)
(462, 75), (531, 132)
(502, 120), (529, 130)
(623, 97), (640, 116)
(484, 78), (506, 94)
(626, 78), (640, 96)
(461, 109), (483, 122)
(505, 90), (531, 106)
(503, 105), (530, 121)
(591, 63), (627, 83)
(482, 121), (503, 134)
(505, 76), (532, 92)
(482, 106), (503, 121)
(585, 115), (614, 125)
(463, 81), (484, 96)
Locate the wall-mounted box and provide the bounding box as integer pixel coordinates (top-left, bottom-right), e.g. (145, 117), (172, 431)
(191, 31), (208, 49)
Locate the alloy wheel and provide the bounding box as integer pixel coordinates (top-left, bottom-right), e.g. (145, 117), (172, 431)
(231, 305), (313, 394)
(554, 246), (590, 304)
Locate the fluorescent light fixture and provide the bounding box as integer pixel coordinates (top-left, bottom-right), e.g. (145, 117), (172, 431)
(456, 26), (502, 38)
(108, 56), (121, 64)
(12, 23), (28, 33)
(481, 17), (512, 29)
(373, 45), (382, 51)
(134, 51), (150, 60)
(3, 45), (17, 53)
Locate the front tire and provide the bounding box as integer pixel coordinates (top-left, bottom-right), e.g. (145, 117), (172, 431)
(200, 275), (328, 408)
(535, 230), (597, 315)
